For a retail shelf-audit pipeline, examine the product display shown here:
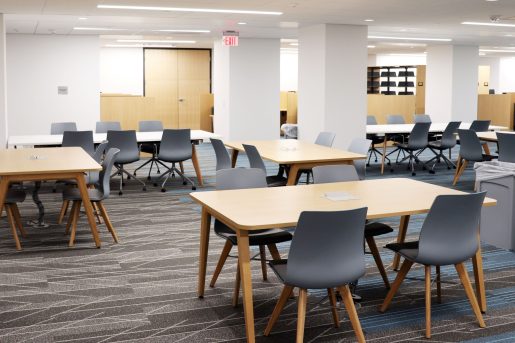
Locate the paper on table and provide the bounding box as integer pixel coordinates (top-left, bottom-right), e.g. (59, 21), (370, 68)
(323, 191), (359, 201)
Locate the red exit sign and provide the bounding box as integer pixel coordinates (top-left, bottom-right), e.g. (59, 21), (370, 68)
(223, 31), (239, 46)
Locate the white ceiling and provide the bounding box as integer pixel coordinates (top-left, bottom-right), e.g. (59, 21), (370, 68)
(1, 0), (515, 54)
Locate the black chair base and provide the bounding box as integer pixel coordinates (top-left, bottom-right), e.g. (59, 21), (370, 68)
(113, 164), (147, 195)
(424, 148), (456, 174)
(153, 162), (196, 191)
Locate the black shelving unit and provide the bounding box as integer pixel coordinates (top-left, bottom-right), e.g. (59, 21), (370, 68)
(367, 65), (417, 95)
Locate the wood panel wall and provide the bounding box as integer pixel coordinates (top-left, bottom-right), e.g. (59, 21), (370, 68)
(478, 93), (515, 129)
(100, 94), (156, 130)
(367, 94), (416, 124)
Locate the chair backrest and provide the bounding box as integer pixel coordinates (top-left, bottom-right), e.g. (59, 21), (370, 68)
(96, 121), (121, 133)
(61, 131), (94, 156)
(98, 148), (120, 198)
(413, 114), (431, 123)
(457, 129), (484, 161)
(158, 129), (192, 162)
(417, 192), (486, 266)
(93, 141), (109, 163)
(242, 144), (267, 173)
(138, 120), (163, 132)
(216, 168), (267, 190)
(211, 138), (232, 171)
(469, 120), (490, 133)
(496, 132), (515, 163)
(285, 208), (368, 289)
(314, 132), (336, 147)
(367, 115), (378, 125)
(386, 114), (405, 124)
(347, 138), (371, 180)
(407, 122), (430, 149)
(312, 165), (359, 183)
(440, 121), (461, 148)
(106, 130), (140, 164)
(51, 122), (77, 135)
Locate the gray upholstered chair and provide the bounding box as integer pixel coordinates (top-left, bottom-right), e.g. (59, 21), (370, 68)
(2, 189), (27, 250)
(211, 138), (232, 171)
(62, 148), (121, 247)
(312, 164), (393, 289)
(107, 130), (147, 195)
(391, 122), (431, 176)
(367, 115), (389, 166)
(425, 121), (461, 173)
(50, 122), (77, 135)
(386, 114), (405, 124)
(96, 121), (121, 133)
(413, 114), (432, 123)
(154, 129), (195, 191)
(453, 129), (495, 185)
(496, 132), (515, 163)
(134, 120), (164, 179)
(243, 144), (287, 187)
(469, 120), (491, 132)
(264, 208), (367, 343)
(348, 138), (371, 180)
(380, 192), (487, 339)
(314, 131), (336, 147)
(210, 168), (293, 307)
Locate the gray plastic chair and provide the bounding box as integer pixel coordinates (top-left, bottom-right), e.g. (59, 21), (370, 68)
(62, 130), (95, 156)
(391, 122), (431, 176)
(453, 129), (495, 185)
(469, 120), (491, 132)
(107, 130), (146, 195)
(314, 131), (336, 147)
(348, 138), (371, 180)
(51, 122), (77, 135)
(2, 189), (27, 250)
(380, 192), (487, 339)
(367, 115), (378, 125)
(155, 129), (195, 191)
(496, 132), (515, 163)
(386, 115), (408, 150)
(211, 138), (232, 171)
(134, 120), (164, 179)
(243, 144), (287, 187)
(96, 121), (121, 133)
(211, 168), (293, 306)
(413, 114), (432, 123)
(366, 115), (390, 166)
(62, 148), (121, 246)
(312, 164), (393, 289)
(425, 121), (461, 173)
(264, 209), (367, 343)
(386, 114), (405, 124)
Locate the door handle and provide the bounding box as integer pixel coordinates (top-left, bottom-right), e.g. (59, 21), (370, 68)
(179, 98), (185, 102)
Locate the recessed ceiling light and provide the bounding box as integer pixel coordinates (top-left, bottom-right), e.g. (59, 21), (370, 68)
(367, 45), (376, 48)
(289, 43), (298, 46)
(238, 22), (247, 25)
(73, 27), (128, 31)
(117, 39), (196, 44)
(78, 17), (88, 20)
(364, 19), (374, 22)
(462, 21), (515, 27)
(98, 4), (282, 15)
(479, 52), (487, 56)
(480, 48), (515, 52)
(105, 44), (178, 48)
(485, 0), (498, 2)
(152, 29), (210, 33)
(505, 34), (513, 37)
(368, 35), (452, 42)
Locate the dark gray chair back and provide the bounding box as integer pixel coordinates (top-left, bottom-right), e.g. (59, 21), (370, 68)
(96, 121), (121, 133)
(386, 115), (405, 124)
(139, 120), (163, 132)
(367, 115), (378, 125)
(242, 144), (267, 173)
(106, 130), (140, 164)
(407, 122), (430, 149)
(469, 120), (490, 132)
(347, 138), (371, 180)
(313, 165), (359, 183)
(285, 208), (368, 289)
(158, 129), (192, 162)
(92, 141), (109, 163)
(457, 129), (483, 162)
(440, 121), (461, 148)
(98, 148), (120, 198)
(211, 138), (232, 171)
(216, 168), (267, 190)
(62, 131), (94, 156)
(314, 132), (336, 147)
(413, 114), (431, 123)
(51, 122), (77, 135)
(416, 192), (486, 266)
(496, 133), (515, 163)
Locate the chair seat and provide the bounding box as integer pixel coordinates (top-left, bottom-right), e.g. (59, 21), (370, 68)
(365, 222), (394, 237)
(385, 241), (419, 261)
(214, 220), (292, 246)
(266, 175), (288, 187)
(6, 189), (26, 204)
(394, 142), (422, 151)
(62, 188), (105, 202)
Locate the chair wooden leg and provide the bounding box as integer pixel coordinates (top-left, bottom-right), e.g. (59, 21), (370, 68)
(482, 142), (491, 155)
(97, 201), (119, 243)
(366, 236), (390, 289)
(65, 201), (78, 235)
(455, 262), (486, 328)
(5, 205), (22, 251)
(210, 240), (233, 287)
(436, 265), (442, 304)
(327, 288), (340, 328)
(92, 202), (103, 224)
(267, 243), (282, 261)
(12, 204), (26, 238)
(58, 200), (69, 224)
(69, 201), (81, 247)
(425, 265), (432, 339)
(296, 288), (308, 343)
(264, 285), (294, 336)
(232, 258), (241, 307)
(380, 259), (414, 312)
(453, 159), (468, 186)
(339, 285), (366, 343)
(259, 245), (268, 281)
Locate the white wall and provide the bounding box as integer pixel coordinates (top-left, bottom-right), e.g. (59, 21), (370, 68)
(499, 57), (515, 92)
(280, 50), (298, 91)
(375, 53), (427, 66)
(0, 14), (7, 147)
(479, 56), (500, 92)
(7, 34), (100, 135)
(100, 47), (143, 95)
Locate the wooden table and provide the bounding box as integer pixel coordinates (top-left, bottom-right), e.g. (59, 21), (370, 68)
(476, 130), (515, 142)
(191, 178), (496, 343)
(224, 140), (366, 186)
(0, 147), (103, 248)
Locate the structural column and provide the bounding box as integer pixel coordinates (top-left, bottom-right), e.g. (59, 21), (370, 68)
(213, 38), (280, 141)
(0, 14), (7, 147)
(426, 45), (479, 123)
(298, 24), (368, 149)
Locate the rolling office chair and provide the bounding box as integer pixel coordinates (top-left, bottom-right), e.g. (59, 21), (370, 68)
(2, 189), (27, 250)
(210, 168), (293, 307)
(366, 115), (390, 166)
(154, 129), (196, 191)
(348, 138), (372, 180)
(96, 121), (121, 133)
(296, 131), (337, 184)
(496, 132), (515, 162)
(211, 138), (232, 171)
(385, 114), (408, 162)
(134, 120), (164, 180)
(50, 122), (77, 135)
(469, 120), (492, 154)
(380, 192), (487, 339)
(413, 114), (432, 123)
(425, 121), (461, 173)
(264, 209), (368, 343)
(107, 130), (147, 195)
(453, 129), (496, 185)
(243, 144), (287, 187)
(390, 122), (431, 176)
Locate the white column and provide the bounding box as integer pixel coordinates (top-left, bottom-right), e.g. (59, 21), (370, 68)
(426, 45), (479, 123)
(0, 14), (7, 147)
(213, 38), (280, 141)
(298, 24), (367, 150)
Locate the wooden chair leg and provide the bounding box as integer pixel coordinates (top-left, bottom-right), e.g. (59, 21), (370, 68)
(380, 259), (414, 312)
(296, 288), (308, 343)
(65, 201), (78, 235)
(97, 201), (119, 243)
(92, 202), (103, 224)
(327, 288), (340, 328)
(425, 265), (432, 339)
(264, 285), (294, 336)
(436, 265), (442, 304)
(58, 200), (70, 224)
(453, 159), (468, 185)
(455, 262), (486, 328)
(366, 236), (390, 289)
(210, 240), (233, 287)
(69, 201), (81, 247)
(232, 258), (241, 307)
(267, 243), (282, 261)
(259, 245), (268, 281)
(5, 205), (22, 251)
(12, 204), (27, 238)
(339, 285), (366, 343)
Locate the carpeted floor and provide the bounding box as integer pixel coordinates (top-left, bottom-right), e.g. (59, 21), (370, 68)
(0, 142), (514, 343)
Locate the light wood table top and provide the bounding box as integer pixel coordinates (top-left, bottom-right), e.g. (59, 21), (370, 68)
(476, 130), (515, 142)
(224, 139), (365, 164)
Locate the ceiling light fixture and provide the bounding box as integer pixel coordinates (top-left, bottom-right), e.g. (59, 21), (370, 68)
(152, 29), (210, 33)
(73, 27), (127, 31)
(479, 48), (515, 53)
(367, 45), (376, 48)
(105, 44), (177, 48)
(289, 43), (298, 46)
(364, 19), (374, 22)
(462, 21), (515, 27)
(78, 17), (88, 20)
(98, 4), (282, 15)
(117, 39), (196, 44)
(238, 22), (247, 25)
(368, 35), (452, 42)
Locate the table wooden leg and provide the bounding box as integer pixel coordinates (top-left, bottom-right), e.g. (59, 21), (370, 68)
(286, 164), (300, 186)
(231, 149), (239, 168)
(198, 207), (212, 298)
(75, 174), (101, 248)
(236, 229), (255, 343)
(392, 215), (410, 271)
(472, 239), (487, 313)
(191, 145), (203, 186)
(381, 136), (387, 174)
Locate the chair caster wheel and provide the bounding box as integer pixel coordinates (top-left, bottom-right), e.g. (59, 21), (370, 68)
(122, 182), (126, 186)
(412, 172), (416, 176)
(127, 175), (131, 180)
(147, 176), (151, 181)
(182, 181), (187, 185)
(161, 188), (166, 192)
(52, 189), (57, 193)
(447, 167), (451, 170)
(366, 163), (370, 167)
(153, 183), (158, 187)
(422, 166), (426, 170)
(375, 159), (378, 162)
(390, 169), (394, 173)
(133, 172), (137, 176)
(118, 191), (123, 196)
(157, 171), (161, 174)
(429, 170), (435, 174)
(453, 166), (457, 169)
(142, 187), (147, 191)
(387, 162), (391, 166)
(192, 186), (196, 190)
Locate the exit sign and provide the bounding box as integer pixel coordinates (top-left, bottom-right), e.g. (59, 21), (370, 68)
(223, 31), (239, 46)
